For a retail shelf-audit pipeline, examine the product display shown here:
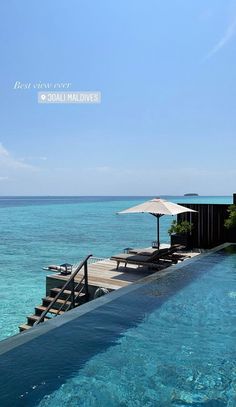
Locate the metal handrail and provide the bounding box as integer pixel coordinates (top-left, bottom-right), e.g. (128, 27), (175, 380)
(34, 254), (92, 326)
(54, 274), (86, 315)
(54, 274), (85, 315)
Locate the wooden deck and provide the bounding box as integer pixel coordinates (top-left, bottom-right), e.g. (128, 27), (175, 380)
(20, 248), (201, 332)
(47, 259), (151, 292)
(19, 249), (200, 332)
(46, 250), (200, 293)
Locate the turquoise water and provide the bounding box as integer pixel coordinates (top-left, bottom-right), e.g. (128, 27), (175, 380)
(0, 196), (232, 340)
(0, 245), (235, 406)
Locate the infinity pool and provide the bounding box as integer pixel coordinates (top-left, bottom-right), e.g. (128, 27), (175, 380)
(0, 245), (235, 406)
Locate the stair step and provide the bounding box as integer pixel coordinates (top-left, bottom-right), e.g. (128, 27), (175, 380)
(35, 305), (64, 316)
(27, 314), (51, 326)
(50, 288), (78, 296)
(44, 296), (70, 304)
(42, 296), (80, 309)
(19, 324), (31, 332)
(50, 288), (86, 300)
(19, 287), (88, 333)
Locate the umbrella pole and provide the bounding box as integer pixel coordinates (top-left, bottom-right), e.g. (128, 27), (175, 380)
(157, 215), (160, 250)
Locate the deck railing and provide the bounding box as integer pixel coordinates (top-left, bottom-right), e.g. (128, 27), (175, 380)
(88, 256), (107, 264)
(34, 254), (92, 326)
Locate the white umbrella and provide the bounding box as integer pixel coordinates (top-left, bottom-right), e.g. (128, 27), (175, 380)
(118, 198), (197, 249)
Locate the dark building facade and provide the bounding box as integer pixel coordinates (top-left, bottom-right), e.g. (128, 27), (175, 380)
(177, 194), (236, 249)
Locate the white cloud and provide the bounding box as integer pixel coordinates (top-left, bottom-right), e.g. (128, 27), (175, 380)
(20, 155), (48, 162)
(205, 18), (236, 60)
(0, 144), (10, 157)
(0, 142), (38, 171)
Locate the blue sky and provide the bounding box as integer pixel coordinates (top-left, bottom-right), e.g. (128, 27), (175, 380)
(0, 0), (236, 195)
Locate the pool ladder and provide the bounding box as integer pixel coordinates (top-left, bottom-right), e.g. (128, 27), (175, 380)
(19, 254), (92, 332)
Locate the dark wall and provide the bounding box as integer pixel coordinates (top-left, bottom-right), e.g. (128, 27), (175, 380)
(177, 202), (236, 249)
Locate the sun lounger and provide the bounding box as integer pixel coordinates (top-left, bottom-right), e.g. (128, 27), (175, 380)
(110, 254), (158, 270)
(111, 245), (187, 269)
(127, 247), (164, 255)
(111, 248), (172, 270)
(126, 244), (184, 256)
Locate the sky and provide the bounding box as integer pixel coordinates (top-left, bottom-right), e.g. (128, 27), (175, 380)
(0, 0), (236, 196)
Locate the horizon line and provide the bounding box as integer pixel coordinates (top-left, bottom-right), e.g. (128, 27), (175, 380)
(0, 194), (233, 198)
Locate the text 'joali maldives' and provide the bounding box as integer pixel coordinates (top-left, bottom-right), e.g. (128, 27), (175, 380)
(38, 91), (101, 104)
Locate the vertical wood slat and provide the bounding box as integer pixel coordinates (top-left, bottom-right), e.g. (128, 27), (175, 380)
(177, 203), (236, 249)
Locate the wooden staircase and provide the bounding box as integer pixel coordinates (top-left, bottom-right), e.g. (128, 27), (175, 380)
(19, 254), (92, 332)
(19, 287), (86, 332)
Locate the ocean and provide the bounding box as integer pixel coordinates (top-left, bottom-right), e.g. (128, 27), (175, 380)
(0, 196), (232, 341)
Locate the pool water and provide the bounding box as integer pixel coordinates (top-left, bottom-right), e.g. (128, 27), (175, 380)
(0, 245), (235, 406)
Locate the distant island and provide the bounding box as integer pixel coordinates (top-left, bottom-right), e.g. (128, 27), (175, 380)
(184, 193), (199, 196)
